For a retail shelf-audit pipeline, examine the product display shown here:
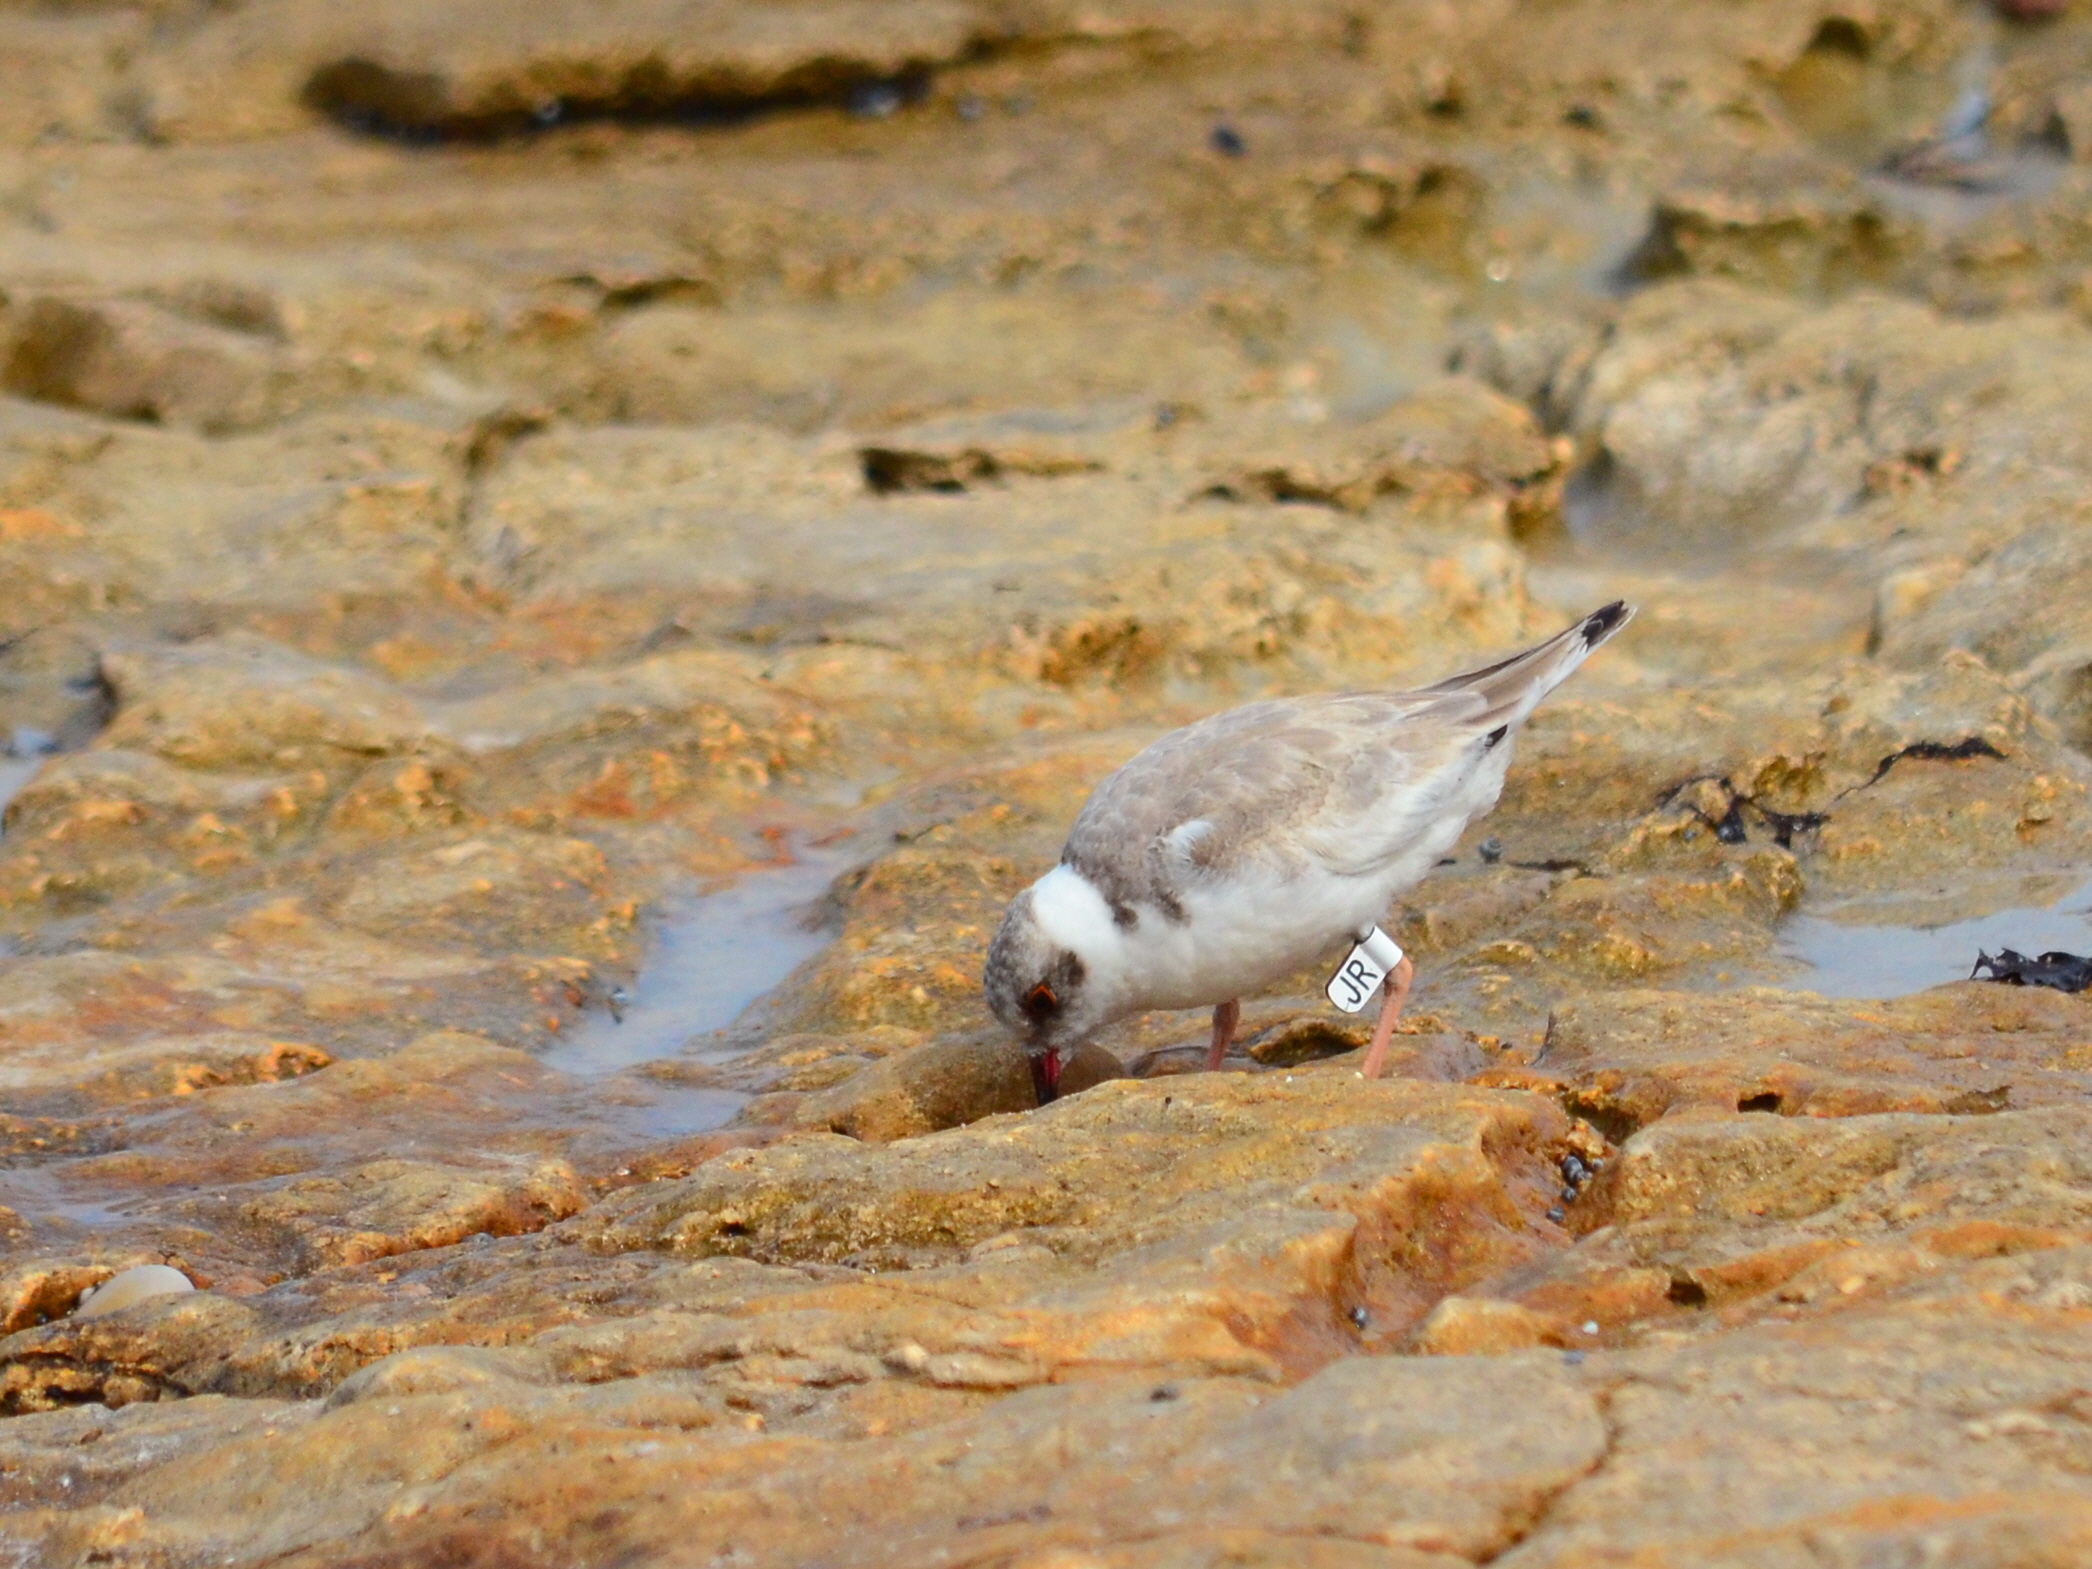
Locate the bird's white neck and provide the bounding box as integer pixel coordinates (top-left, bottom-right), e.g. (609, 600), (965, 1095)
(1030, 862), (1222, 1020)
(1031, 864), (1125, 960)
(1031, 864), (1142, 1010)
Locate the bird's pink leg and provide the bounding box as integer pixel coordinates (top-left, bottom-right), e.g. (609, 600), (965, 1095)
(1358, 956), (1415, 1080)
(1205, 997), (1241, 1071)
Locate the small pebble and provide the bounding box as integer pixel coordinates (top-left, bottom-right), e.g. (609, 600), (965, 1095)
(1478, 837), (1503, 863)
(849, 82), (905, 119)
(1349, 1305), (1369, 1330)
(1150, 1383), (1179, 1402)
(1582, 1321), (1599, 1335)
(1563, 1350), (1586, 1365)
(74, 1264), (194, 1321)
(1209, 124), (1246, 157)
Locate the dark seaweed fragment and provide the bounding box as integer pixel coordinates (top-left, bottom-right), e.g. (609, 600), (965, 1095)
(1970, 948), (2092, 994)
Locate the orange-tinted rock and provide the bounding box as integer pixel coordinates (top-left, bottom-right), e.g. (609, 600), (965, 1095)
(1545, 984), (2092, 1133)
(586, 1071), (1577, 1372)
(1496, 1253), (2092, 1566)
(1410, 1295), (1567, 1355)
(1460, 1107), (2092, 1338)
(3, 297), (290, 434)
(791, 1032), (1037, 1141)
(8, 0), (2092, 1560)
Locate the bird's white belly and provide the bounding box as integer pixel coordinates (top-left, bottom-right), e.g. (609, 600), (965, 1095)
(1114, 868), (1384, 1012)
(1106, 760), (1495, 1015)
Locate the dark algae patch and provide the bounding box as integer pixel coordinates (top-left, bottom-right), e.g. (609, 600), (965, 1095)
(1971, 949), (2092, 995)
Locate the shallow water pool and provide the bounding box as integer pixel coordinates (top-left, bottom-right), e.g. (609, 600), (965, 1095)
(542, 840), (854, 1077)
(0, 754), (42, 829)
(1780, 873), (2092, 999)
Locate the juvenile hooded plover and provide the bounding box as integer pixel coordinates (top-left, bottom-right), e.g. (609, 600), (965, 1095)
(984, 602), (1633, 1097)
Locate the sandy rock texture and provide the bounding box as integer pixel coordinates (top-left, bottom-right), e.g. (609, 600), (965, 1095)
(4, 0), (2092, 1561)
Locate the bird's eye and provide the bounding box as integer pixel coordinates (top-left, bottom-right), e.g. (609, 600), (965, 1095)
(1024, 983), (1058, 1019)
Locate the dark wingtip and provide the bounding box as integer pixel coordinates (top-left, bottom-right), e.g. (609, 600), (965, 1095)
(1580, 600), (1634, 648)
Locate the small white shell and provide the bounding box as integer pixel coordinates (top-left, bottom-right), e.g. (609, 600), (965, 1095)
(73, 1264), (196, 1321)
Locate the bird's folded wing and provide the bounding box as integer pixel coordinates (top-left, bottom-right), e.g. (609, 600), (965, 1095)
(1061, 690), (1487, 910)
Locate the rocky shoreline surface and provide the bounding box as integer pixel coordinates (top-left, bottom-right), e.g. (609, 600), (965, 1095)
(5, 0), (2092, 1562)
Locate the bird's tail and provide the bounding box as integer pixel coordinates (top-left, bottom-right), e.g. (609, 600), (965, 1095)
(1419, 601), (1633, 732)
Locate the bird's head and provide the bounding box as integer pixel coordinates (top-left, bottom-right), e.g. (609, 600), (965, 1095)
(983, 867), (1122, 1099)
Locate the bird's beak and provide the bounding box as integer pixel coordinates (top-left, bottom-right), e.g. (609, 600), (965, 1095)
(1029, 1048), (1062, 1104)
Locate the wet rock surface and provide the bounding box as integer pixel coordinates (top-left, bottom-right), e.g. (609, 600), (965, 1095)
(5, 0), (2092, 1561)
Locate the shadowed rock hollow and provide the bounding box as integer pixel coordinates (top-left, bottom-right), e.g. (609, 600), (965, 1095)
(6, 0), (2092, 1562)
